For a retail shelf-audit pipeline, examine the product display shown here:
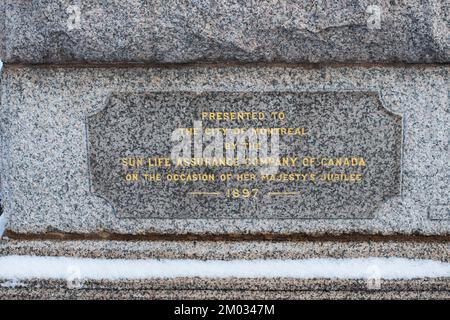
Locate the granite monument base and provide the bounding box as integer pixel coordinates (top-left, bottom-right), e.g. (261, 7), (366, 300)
(0, 239), (449, 300)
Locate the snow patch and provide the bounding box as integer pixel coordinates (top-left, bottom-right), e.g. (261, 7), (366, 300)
(0, 256), (449, 281)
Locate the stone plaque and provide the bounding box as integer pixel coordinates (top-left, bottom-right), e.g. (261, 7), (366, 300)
(87, 91), (402, 219)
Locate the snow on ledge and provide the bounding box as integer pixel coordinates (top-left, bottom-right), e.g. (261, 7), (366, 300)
(0, 256), (449, 281)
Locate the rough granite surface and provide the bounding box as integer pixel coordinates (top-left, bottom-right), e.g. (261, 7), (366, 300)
(0, 0), (449, 64)
(1, 278), (449, 300)
(0, 65), (449, 236)
(1, 240), (449, 262)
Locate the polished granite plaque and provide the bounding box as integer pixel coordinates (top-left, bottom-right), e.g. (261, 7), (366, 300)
(87, 91), (402, 219)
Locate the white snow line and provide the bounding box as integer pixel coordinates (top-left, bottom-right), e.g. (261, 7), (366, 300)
(0, 256), (449, 281)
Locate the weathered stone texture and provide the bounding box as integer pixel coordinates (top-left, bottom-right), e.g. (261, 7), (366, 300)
(0, 0), (449, 64)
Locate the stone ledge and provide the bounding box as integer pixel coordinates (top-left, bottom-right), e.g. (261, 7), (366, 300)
(1, 278), (449, 300)
(1, 239), (449, 261)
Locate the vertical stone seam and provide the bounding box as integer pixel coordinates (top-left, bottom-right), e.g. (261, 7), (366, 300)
(0, 0), (4, 216)
(0, 0), (7, 62)
(429, 0), (450, 62)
